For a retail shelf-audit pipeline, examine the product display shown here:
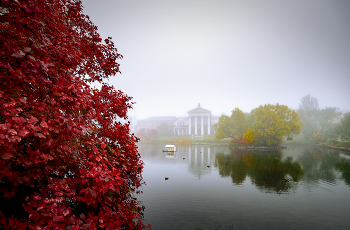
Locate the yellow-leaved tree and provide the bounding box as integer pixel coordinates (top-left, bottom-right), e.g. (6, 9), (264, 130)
(251, 104), (303, 146)
(243, 128), (256, 144)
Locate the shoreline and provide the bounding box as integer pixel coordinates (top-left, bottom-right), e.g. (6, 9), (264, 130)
(317, 144), (350, 152)
(138, 139), (350, 152)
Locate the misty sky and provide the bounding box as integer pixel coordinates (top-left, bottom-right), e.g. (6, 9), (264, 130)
(81, 0), (350, 119)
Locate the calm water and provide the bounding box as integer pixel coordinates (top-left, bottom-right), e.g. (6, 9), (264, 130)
(136, 144), (350, 230)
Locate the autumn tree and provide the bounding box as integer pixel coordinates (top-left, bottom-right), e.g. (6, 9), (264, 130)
(243, 128), (256, 144)
(251, 104), (302, 146)
(0, 0), (148, 229)
(214, 104), (301, 146)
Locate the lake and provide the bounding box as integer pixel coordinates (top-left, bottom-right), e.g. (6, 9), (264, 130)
(136, 144), (350, 230)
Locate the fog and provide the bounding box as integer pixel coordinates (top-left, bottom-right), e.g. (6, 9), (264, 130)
(81, 0), (350, 119)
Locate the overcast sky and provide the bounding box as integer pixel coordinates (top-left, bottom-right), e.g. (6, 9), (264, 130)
(81, 0), (350, 119)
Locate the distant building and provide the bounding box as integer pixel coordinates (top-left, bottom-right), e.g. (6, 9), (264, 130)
(135, 103), (219, 138)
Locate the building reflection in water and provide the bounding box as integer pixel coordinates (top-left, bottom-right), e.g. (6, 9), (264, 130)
(139, 144), (230, 179)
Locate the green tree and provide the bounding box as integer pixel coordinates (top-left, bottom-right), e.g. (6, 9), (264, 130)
(323, 123), (340, 141)
(214, 115), (233, 139)
(317, 107), (342, 131)
(297, 94), (320, 141)
(299, 94), (319, 110)
(297, 95), (341, 141)
(297, 108), (319, 141)
(230, 108), (247, 138)
(337, 112), (350, 141)
(214, 109), (248, 140)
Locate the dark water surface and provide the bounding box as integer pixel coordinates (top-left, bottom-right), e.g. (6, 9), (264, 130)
(136, 144), (350, 230)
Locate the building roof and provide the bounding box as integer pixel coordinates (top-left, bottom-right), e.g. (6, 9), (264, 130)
(138, 116), (176, 121)
(187, 103), (211, 114)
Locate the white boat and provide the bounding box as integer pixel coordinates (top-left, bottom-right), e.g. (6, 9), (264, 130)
(163, 145), (176, 152)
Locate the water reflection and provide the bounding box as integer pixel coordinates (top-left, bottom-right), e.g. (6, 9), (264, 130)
(336, 159), (350, 185)
(296, 147), (343, 187)
(137, 144), (350, 230)
(138, 144), (350, 189)
(215, 150), (303, 194)
(138, 144), (230, 179)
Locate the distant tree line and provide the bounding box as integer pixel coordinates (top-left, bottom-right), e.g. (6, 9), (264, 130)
(214, 104), (303, 146)
(297, 94), (350, 143)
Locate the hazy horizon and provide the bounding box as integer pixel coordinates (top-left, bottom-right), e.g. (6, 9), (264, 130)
(81, 0), (350, 120)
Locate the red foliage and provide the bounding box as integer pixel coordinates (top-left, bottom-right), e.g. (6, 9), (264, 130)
(0, 0), (149, 229)
(232, 137), (249, 145)
(136, 129), (157, 139)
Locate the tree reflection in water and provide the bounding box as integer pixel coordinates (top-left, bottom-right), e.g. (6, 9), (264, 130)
(336, 159), (350, 186)
(215, 149), (303, 194)
(298, 147), (341, 185)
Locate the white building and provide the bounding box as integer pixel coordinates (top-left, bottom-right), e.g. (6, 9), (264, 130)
(135, 103), (219, 138)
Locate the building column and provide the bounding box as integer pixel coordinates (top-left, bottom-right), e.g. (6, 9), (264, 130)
(201, 147), (204, 166)
(201, 115), (204, 136)
(208, 115), (210, 135)
(195, 116), (198, 135)
(194, 146), (197, 164)
(189, 116), (191, 135)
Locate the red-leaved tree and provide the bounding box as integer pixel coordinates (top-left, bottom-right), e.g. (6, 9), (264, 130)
(0, 0), (148, 229)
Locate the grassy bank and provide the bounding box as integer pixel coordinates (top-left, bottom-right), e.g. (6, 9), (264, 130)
(282, 137), (350, 150)
(324, 141), (350, 148)
(138, 136), (350, 150)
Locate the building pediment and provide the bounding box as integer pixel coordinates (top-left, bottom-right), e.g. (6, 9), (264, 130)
(188, 103), (211, 114)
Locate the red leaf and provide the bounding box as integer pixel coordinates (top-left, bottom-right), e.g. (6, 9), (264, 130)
(8, 129), (17, 135)
(53, 216), (64, 222)
(28, 116), (38, 124)
(80, 213), (86, 220)
(23, 47), (31, 52)
(40, 120), (48, 129)
(90, 189), (97, 197)
(18, 129), (29, 137)
(2, 153), (13, 160)
(35, 133), (46, 138)
(11, 50), (25, 58)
